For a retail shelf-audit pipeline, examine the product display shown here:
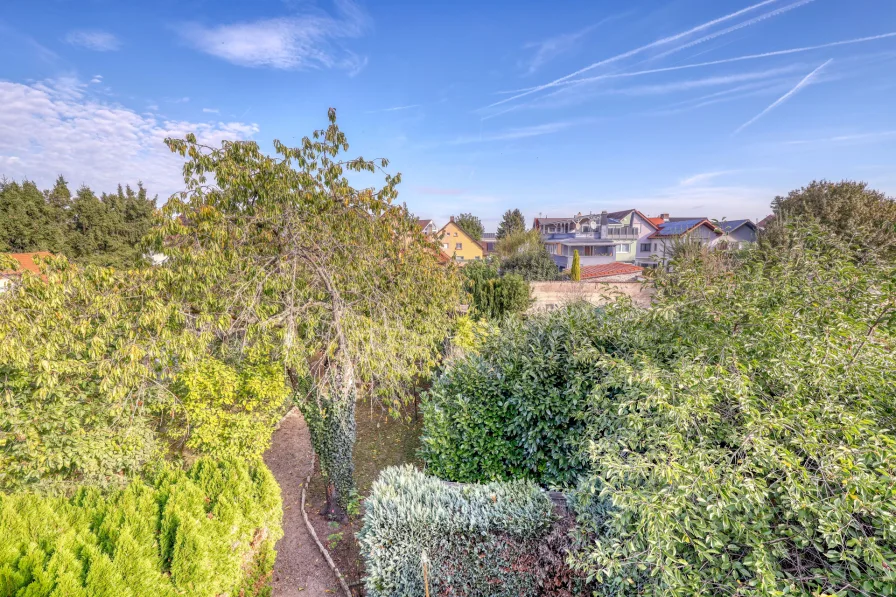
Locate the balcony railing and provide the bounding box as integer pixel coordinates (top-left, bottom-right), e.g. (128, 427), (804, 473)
(603, 227), (639, 239)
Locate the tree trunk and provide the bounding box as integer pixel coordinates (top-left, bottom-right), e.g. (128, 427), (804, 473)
(305, 364), (356, 521)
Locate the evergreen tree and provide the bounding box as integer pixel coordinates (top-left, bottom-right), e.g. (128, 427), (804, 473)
(570, 250), (581, 281)
(496, 208), (526, 240)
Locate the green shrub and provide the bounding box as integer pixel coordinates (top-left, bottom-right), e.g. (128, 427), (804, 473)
(500, 248), (563, 281)
(462, 260), (530, 319)
(570, 225), (896, 596)
(420, 303), (605, 487)
(0, 457), (283, 597)
(174, 358), (288, 459)
(360, 465), (589, 597)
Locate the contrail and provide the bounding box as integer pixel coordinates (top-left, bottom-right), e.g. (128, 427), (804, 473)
(483, 0), (785, 110)
(497, 32), (896, 94)
(650, 0), (817, 61)
(733, 59), (832, 134)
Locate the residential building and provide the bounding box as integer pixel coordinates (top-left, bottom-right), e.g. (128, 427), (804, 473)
(757, 214), (775, 230)
(417, 219), (438, 236)
(533, 209), (658, 269)
(639, 218), (723, 266)
(1, 252), (52, 292)
(438, 216), (484, 263)
(479, 232), (497, 256)
(713, 219), (758, 249)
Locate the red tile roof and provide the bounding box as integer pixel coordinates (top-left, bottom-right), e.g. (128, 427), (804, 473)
(418, 219), (433, 229)
(1, 252), (53, 276)
(579, 262), (643, 280)
(646, 217), (665, 227)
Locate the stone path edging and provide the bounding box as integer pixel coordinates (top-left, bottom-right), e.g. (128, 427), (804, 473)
(300, 453), (353, 597)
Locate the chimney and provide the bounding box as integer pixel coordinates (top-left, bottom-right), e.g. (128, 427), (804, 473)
(600, 210), (609, 238)
(449, 215), (455, 223)
(660, 213), (670, 221)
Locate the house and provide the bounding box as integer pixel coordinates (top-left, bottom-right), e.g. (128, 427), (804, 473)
(534, 209), (659, 269)
(417, 219), (438, 236)
(757, 214), (775, 230)
(713, 219), (758, 249)
(579, 262), (643, 282)
(639, 218), (723, 266)
(438, 216), (484, 263)
(479, 232), (497, 256)
(0, 252), (52, 292)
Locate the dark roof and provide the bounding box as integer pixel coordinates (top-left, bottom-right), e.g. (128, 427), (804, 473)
(579, 263), (643, 280)
(667, 216), (709, 222)
(481, 232), (496, 239)
(648, 219), (721, 238)
(718, 219), (756, 233)
(417, 219), (434, 229)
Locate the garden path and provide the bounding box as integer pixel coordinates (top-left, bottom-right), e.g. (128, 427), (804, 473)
(265, 410), (341, 596)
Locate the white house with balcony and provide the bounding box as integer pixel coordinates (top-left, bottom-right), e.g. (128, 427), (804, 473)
(533, 209), (658, 270)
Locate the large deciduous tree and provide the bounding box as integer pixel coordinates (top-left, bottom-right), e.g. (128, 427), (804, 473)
(152, 109), (462, 516)
(453, 212), (484, 241)
(496, 208), (526, 240)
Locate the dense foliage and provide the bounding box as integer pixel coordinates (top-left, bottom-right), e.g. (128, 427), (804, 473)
(174, 358), (289, 459)
(770, 180), (896, 259)
(496, 208), (526, 240)
(0, 253), (290, 491)
(151, 109), (462, 513)
(423, 224), (896, 596)
(454, 212), (484, 241)
(0, 176), (156, 268)
(462, 260), (530, 319)
(0, 457), (282, 597)
(571, 226), (896, 596)
(420, 305), (600, 487)
(501, 245), (564, 281)
(360, 465), (588, 597)
(0, 256), (202, 492)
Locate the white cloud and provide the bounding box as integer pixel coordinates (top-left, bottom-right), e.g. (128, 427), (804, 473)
(90, 75), (103, 84)
(448, 119), (598, 145)
(65, 30), (120, 52)
(680, 170), (742, 186)
(202, 107), (220, 113)
(177, 0), (370, 71)
(0, 78), (258, 200)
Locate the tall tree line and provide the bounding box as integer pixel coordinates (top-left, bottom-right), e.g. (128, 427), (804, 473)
(0, 175), (156, 268)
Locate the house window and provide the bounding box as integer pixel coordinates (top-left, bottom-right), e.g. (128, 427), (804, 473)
(640, 243), (651, 252)
(456, 256), (464, 261)
(618, 243), (630, 253)
(455, 242), (463, 250)
(653, 243), (657, 252)
(442, 243), (449, 249)
(454, 232), (458, 237)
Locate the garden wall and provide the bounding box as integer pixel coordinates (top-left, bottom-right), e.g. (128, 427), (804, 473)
(529, 280), (654, 310)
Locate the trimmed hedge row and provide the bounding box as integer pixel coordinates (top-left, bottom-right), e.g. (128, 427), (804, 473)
(0, 458), (282, 597)
(359, 465), (591, 597)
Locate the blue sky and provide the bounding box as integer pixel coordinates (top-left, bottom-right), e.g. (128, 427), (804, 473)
(1, 0), (895, 230)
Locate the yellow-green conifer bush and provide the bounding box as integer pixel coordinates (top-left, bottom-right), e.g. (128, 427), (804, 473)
(0, 458), (282, 596)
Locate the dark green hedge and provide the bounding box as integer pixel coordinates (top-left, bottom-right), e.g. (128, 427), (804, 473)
(420, 304), (606, 488)
(0, 458), (282, 597)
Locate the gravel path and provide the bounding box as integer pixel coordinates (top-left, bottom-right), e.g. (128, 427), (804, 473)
(264, 410), (341, 596)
